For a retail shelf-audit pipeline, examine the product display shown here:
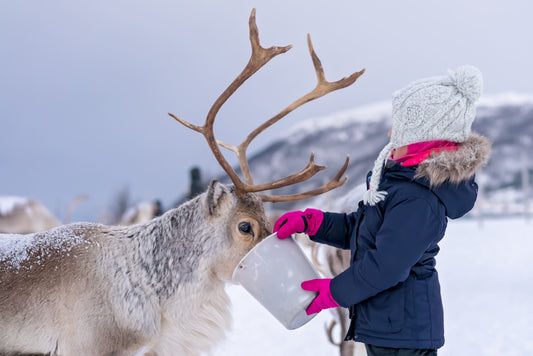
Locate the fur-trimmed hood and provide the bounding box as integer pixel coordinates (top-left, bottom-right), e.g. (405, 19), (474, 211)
(415, 133), (491, 186)
(377, 133), (491, 218)
(412, 133), (491, 219)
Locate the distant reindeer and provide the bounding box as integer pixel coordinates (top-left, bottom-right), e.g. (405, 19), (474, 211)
(0, 197), (60, 234)
(0, 195), (88, 234)
(0, 9), (363, 355)
(119, 200), (163, 226)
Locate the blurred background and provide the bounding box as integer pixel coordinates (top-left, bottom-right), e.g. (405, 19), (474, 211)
(2, 0), (533, 223)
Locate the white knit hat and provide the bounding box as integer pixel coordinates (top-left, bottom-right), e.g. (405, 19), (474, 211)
(363, 65), (483, 205)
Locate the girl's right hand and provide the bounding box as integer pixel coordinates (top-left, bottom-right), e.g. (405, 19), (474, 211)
(273, 208), (324, 239)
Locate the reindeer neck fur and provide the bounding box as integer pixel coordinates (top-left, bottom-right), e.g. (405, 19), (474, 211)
(98, 185), (245, 354)
(107, 191), (235, 300)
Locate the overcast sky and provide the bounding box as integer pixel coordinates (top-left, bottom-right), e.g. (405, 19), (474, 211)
(2, 0), (533, 222)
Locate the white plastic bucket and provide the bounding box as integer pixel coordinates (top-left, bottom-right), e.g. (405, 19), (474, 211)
(232, 233), (321, 330)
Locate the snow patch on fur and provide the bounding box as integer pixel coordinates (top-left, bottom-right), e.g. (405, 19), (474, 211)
(0, 224), (91, 271)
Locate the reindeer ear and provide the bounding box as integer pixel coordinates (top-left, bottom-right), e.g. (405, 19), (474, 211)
(206, 180), (231, 216)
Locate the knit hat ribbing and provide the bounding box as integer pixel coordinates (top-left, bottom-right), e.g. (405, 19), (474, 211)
(363, 65), (483, 206)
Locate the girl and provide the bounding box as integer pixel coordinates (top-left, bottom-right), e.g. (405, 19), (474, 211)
(274, 65), (491, 355)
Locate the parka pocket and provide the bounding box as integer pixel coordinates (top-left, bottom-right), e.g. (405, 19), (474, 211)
(356, 285), (406, 334)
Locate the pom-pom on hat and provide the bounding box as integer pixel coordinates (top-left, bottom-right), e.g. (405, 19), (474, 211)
(363, 65), (483, 206)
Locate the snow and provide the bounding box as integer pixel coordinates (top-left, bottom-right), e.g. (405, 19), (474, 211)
(0, 223), (90, 271)
(477, 93), (533, 109)
(215, 217), (533, 356)
(280, 100), (392, 143)
(0, 233), (35, 270)
(0, 196), (29, 216)
(439, 217), (533, 356)
(215, 284), (340, 355)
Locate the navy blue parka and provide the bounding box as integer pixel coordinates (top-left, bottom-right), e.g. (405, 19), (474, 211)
(311, 159), (479, 349)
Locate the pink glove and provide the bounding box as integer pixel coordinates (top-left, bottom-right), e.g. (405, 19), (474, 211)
(273, 208), (324, 239)
(301, 278), (340, 315)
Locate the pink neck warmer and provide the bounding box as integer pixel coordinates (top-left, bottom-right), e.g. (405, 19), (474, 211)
(392, 140), (458, 166)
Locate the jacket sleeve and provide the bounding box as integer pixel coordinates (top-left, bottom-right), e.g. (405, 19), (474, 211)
(310, 211), (359, 250)
(329, 197), (445, 308)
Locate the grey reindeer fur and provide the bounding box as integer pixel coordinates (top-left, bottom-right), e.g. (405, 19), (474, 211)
(0, 181), (270, 356)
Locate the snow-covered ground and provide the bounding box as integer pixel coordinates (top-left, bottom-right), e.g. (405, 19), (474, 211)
(214, 217), (533, 355)
(439, 217), (533, 356)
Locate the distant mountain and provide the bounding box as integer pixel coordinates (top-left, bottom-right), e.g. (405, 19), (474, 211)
(221, 93), (533, 216)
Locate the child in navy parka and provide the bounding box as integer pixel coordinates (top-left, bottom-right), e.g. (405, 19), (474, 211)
(274, 65), (491, 355)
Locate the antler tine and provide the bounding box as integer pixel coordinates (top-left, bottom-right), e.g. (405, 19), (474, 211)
(227, 33), (363, 194)
(237, 152), (327, 193)
(168, 8), (291, 195)
(170, 9), (361, 202)
(240, 34), (365, 153)
(258, 155), (350, 203)
(168, 113), (203, 133)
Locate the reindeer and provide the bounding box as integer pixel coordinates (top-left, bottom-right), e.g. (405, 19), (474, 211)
(119, 200), (163, 226)
(0, 195), (88, 234)
(0, 197), (61, 234)
(0, 9), (364, 355)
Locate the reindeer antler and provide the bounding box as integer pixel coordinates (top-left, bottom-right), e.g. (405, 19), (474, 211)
(169, 8), (364, 202)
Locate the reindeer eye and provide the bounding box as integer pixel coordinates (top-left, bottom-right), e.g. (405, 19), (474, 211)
(238, 222), (253, 235)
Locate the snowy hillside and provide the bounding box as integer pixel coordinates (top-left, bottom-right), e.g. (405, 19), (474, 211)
(214, 217), (533, 356)
(223, 93), (533, 216)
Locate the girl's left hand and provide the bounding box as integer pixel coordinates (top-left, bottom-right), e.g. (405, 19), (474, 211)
(301, 278), (340, 315)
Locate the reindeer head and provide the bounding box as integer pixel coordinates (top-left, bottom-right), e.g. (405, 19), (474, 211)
(198, 181), (270, 281)
(169, 8), (365, 279)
